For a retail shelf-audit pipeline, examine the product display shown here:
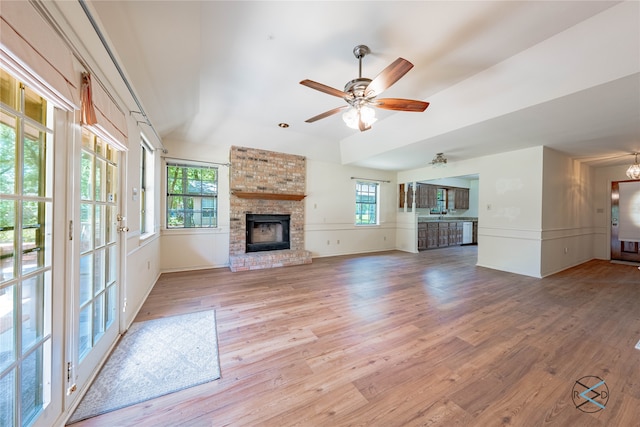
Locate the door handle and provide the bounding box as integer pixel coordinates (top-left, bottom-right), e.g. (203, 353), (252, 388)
(118, 226), (129, 233)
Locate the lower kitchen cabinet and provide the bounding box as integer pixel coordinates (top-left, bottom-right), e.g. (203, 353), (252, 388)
(426, 223), (439, 249)
(438, 223), (449, 247)
(420, 220), (476, 250)
(418, 223), (427, 250)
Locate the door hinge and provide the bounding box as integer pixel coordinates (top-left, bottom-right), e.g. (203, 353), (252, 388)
(69, 220), (73, 240)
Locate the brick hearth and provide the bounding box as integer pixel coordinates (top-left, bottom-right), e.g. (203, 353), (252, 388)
(229, 146), (312, 271)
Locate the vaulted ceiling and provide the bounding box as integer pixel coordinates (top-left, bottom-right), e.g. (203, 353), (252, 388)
(85, 1), (639, 171)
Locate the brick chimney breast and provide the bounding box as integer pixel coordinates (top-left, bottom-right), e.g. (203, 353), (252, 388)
(228, 146), (311, 271)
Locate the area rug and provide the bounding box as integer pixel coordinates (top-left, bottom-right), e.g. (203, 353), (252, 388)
(68, 310), (220, 424)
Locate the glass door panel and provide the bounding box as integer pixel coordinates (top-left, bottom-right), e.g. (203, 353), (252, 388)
(0, 70), (54, 427)
(71, 128), (120, 402)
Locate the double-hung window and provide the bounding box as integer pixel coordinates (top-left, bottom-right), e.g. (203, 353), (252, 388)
(355, 181), (379, 225)
(166, 163), (218, 228)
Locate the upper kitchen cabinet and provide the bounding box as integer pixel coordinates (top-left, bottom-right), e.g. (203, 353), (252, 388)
(419, 184), (438, 209)
(453, 188), (470, 210)
(399, 183), (469, 211)
(399, 183), (438, 209)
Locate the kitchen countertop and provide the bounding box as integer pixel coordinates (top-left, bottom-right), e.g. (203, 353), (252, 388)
(418, 217), (478, 222)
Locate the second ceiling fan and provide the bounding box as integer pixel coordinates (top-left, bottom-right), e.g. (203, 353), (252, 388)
(300, 45), (429, 132)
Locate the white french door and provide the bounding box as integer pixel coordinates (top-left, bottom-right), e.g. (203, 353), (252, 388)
(67, 127), (122, 405)
(0, 70), (61, 427)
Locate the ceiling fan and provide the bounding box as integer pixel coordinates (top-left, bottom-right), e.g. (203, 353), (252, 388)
(300, 45), (430, 132)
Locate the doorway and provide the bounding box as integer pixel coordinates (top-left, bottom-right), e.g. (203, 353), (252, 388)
(610, 181), (640, 263)
(66, 128), (123, 411)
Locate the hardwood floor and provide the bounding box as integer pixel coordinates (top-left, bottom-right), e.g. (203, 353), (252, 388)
(71, 247), (640, 426)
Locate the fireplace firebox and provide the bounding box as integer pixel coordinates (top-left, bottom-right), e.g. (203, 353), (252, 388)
(246, 214), (290, 252)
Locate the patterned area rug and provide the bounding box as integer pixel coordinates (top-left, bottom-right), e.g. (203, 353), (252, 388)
(68, 310), (220, 424)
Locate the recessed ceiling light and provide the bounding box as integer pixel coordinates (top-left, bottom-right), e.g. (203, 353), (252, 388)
(278, 123), (289, 128)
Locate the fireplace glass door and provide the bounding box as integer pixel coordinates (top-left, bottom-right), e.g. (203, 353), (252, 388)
(246, 214), (290, 252)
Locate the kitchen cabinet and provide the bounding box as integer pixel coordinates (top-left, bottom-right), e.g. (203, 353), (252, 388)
(422, 184), (438, 208)
(448, 222), (463, 245)
(400, 183), (464, 210)
(414, 184), (438, 209)
(454, 188), (470, 210)
(419, 220), (476, 250)
(473, 221), (478, 244)
(426, 222), (439, 248)
(418, 223), (427, 250)
(399, 183), (440, 209)
(438, 222), (449, 247)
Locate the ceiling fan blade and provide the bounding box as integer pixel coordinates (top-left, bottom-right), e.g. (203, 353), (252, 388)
(374, 98), (429, 112)
(365, 58), (414, 97)
(300, 79), (347, 98)
(305, 106), (348, 123)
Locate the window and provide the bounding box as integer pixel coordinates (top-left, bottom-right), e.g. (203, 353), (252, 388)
(140, 138), (154, 235)
(430, 188), (447, 214)
(166, 163), (218, 228)
(355, 181), (379, 225)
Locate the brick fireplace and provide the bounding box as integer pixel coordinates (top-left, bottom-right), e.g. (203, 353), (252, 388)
(229, 146), (312, 271)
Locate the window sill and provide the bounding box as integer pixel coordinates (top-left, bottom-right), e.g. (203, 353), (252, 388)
(140, 231), (157, 242)
(161, 227), (224, 236)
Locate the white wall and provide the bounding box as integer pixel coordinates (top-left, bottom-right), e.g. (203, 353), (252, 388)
(395, 211), (418, 253)
(539, 148), (596, 276)
(477, 147), (544, 277)
(305, 160), (397, 257)
(120, 120), (165, 327)
(159, 140), (231, 271)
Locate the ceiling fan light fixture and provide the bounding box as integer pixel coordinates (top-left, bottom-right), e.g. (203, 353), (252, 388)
(430, 153), (447, 167)
(626, 153), (640, 180)
(342, 105), (377, 130)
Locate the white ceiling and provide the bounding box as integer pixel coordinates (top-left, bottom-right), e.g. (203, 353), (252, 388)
(86, 0), (640, 171)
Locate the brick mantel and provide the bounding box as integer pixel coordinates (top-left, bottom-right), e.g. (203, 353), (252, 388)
(228, 146), (311, 271)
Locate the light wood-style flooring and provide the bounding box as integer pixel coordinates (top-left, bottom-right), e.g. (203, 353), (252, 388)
(71, 246), (640, 426)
